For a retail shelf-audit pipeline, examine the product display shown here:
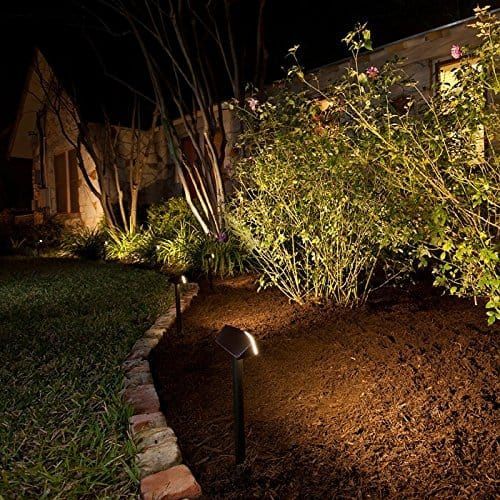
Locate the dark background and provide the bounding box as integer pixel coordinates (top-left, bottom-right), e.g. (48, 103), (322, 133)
(1, 0), (497, 209)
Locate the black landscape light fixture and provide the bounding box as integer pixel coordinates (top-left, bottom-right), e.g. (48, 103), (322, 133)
(169, 274), (188, 335)
(206, 252), (215, 291)
(35, 238), (43, 256)
(215, 324), (259, 464)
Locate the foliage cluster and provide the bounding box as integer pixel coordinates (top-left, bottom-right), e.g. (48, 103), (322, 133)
(0, 217), (63, 256)
(232, 6), (499, 320)
(60, 197), (247, 278)
(60, 226), (106, 260)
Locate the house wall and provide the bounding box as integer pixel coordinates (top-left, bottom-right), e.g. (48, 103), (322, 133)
(171, 105), (240, 195)
(108, 125), (175, 209)
(32, 107), (103, 228)
(32, 110), (177, 229)
(312, 18), (481, 95)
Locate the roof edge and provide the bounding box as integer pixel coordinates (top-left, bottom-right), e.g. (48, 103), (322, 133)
(7, 48), (42, 160)
(307, 7), (500, 75)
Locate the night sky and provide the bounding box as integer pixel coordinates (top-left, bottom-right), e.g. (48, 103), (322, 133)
(1, 0), (498, 153)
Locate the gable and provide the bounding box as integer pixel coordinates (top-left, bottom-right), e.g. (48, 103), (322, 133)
(9, 50), (53, 160)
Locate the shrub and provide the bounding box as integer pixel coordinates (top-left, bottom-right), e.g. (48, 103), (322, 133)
(232, 50), (416, 306)
(232, 6), (499, 318)
(60, 226), (105, 260)
(409, 7), (500, 323)
(1, 217), (63, 255)
(156, 221), (201, 276)
(147, 198), (197, 240)
(149, 197), (249, 278)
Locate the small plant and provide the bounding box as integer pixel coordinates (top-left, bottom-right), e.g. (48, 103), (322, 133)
(105, 228), (156, 265)
(8, 236), (27, 252)
(200, 232), (248, 278)
(60, 227), (105, 260)
(156, 221), (201, 276)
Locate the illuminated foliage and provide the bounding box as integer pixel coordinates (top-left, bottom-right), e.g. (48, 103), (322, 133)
(232, 7), (499, 320)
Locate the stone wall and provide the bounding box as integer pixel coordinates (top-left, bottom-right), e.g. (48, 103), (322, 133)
(32, 106), (103, 228)
(31, 107), (176, 229)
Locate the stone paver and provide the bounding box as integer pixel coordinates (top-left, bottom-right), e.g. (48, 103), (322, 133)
(123, 359), (149, 373)
(140, 465), (201, 500)
(136, 439), (182, 478)
(130, 412), (167, 436)
(144, 327), (166, 339)
(125, 371), (153, 389)
(136, 427), (176, 452)
(127, 338), (159, 361)
(124, 384), (160, 414)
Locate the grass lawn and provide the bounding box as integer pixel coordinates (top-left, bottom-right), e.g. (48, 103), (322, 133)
(0, 257), (172, 498)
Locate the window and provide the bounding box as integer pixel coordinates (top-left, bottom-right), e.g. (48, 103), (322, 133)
(438, 59), (464, 90)
(54, 149), (79, 213)
(437, 59), (485, 157)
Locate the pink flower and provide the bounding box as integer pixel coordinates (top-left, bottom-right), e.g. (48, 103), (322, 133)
(247, 97), (259, 111)
(216, 231), (228, 243)
(451, 44), (463, 60)
(366, 66), (379, 79)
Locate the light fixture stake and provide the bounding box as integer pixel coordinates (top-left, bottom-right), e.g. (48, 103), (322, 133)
(215, 325), (259, 465)
(174, 281), (182, 335)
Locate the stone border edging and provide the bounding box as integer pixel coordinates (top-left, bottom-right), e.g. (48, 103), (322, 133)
(122, 283), (202, 500)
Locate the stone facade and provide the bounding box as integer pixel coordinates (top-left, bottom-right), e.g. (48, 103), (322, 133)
(30, 103), (238, 229)
(31, 106), (176, 229)
(32, 108), (104, 228)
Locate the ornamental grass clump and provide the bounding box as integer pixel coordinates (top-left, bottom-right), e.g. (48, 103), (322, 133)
(60, 226), (106, 260)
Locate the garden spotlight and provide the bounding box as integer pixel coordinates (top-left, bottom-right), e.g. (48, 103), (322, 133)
(215, 325), (259, 464)
(169, 274), (187, 335)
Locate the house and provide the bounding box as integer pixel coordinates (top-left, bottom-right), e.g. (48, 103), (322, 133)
(7, 9), (496, 230)
(8, 50), (179, 229)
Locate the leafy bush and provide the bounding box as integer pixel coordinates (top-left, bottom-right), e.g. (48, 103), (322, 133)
(149, 197), (249, 277)
(1, 217), (63, 255)
(232, 6), (499, 318)
(60, 226), (105, 260)
(200, 233), (248, 278)
(147, 198), (197, 240)
(232, 49), (415, 306)
(409, 7), (500, 323)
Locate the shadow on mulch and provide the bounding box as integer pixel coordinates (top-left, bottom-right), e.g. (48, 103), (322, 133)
(150, 276), (499, 499)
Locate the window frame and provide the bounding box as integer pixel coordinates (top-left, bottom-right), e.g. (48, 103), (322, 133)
(53, 149), (80, 215)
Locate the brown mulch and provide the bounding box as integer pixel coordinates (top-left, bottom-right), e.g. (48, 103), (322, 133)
(150, 276), (499, 499)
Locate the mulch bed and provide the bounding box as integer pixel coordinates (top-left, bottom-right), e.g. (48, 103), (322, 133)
(151, 276), (499, 499)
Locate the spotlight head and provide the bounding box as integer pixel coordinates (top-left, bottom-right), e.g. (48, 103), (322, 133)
(216, 325), (259, 360)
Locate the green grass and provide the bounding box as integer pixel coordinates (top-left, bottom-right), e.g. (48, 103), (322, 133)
(0, 258), (172, 498)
